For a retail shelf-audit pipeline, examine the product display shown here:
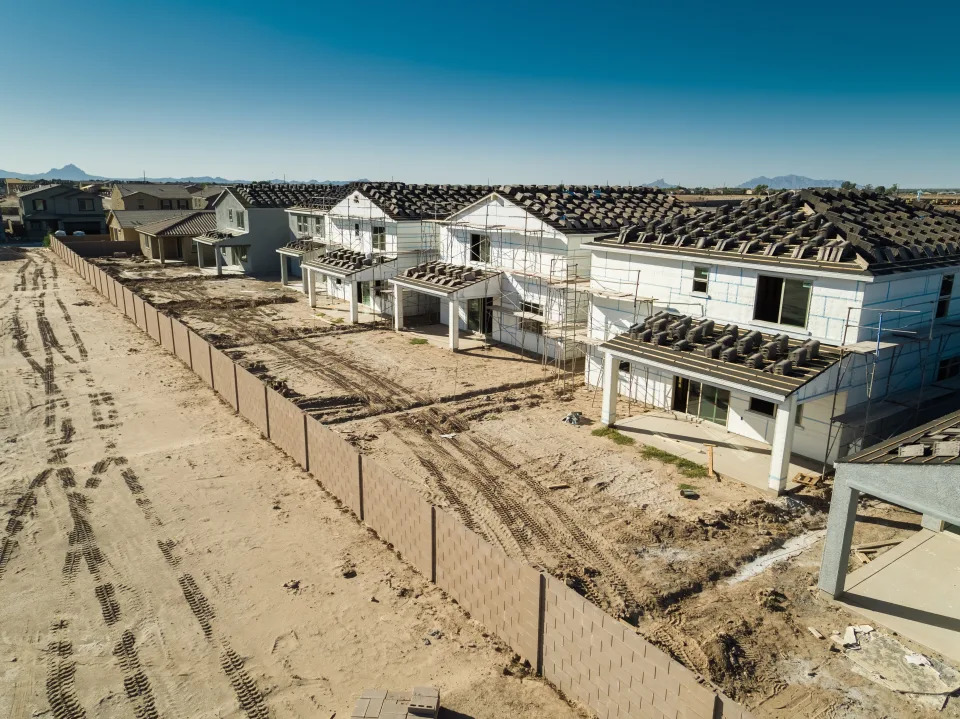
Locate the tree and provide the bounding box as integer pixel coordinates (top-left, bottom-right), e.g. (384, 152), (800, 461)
(889, 184), (899, 195)
(875, 185), (886, 195)
(753, 183), (769, 195)
(840, 181), (857, 191)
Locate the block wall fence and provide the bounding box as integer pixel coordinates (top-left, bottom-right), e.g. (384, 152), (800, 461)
(49, 238), (755, 719)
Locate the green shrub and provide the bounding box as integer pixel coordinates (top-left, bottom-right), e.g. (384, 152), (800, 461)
(639, 446), (708, 478)
(591, 426), (635, 446)
(409, 338), (428, 345)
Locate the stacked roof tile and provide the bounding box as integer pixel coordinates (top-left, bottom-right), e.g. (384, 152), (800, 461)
(230, 183), (353, 209)
(398, 262), (499, 290)
(491, 185), (695, 233)
(305, 247), (395, 274)
(601, 311), (841, 397)
(597, 189), (960, 274)
(356, 183), (492, 220)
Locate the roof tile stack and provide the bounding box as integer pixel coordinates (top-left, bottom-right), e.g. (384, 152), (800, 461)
(399, 262), (496, 289)
(231, 183), (354, 209)
(358, 183), (492, 220)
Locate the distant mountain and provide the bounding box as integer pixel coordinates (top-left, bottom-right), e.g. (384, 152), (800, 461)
(737, 175), (846, 190)
(0, 164), (358, 185)
(645, 178), (677, 189)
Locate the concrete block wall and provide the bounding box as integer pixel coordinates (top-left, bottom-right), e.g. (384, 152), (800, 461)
(434, 508), (541, 667)
(159, 313), (175, 353)
(361, 458), (434, 579)
(48, 237), (757, 719)
(266, 388), (307, 468)
(146, 305), (161, 343)
(123, 288), (135, 320)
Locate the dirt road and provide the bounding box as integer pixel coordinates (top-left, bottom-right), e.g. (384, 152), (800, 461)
(0, 247), (584, 719)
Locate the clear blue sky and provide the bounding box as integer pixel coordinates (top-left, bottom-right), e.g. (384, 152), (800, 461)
(4, 0), (959, 186)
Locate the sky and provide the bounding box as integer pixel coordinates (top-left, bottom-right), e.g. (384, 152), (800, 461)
(3, 0), (959, 187)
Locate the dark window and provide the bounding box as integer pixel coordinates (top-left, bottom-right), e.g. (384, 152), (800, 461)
(372, 226), (386, 251)
(937, 355), (960, 381)
(236, 211), (245, 229)
(619, 360), (630, 372)
(795, 404), (804, 426)
(470, 233), (490, 262)
(354, 223), (360, 237)
(749, 398), (777, 417)
(753, 275), (811, 327)
(519, 318), (543, 335)
(32, 199), (46, 211)
(77, 198), (94, 211)
(177, 199), (189, 209)
(936, 274), (954, 319)
(160, 199), (172, 210)
(692, 266), (709, 293)
(520, 300), (542, 316)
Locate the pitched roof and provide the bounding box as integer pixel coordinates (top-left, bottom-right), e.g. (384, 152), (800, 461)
(354, 183), (492, 221)
(18, 184), (66, 197)
(594, 189), (960, 275)
(600, 311), (841, 400)
(476, 185), (696, 234)
(393, 262), (501, 294)
(840, 408), (960, 465)
(135, 211), (216, 237)
(108, 209), (194, 229)
(228, 183), (353, 209)
(114, 183), (197, 199)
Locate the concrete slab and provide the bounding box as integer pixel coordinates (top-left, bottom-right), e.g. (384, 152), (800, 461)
(838, 530), (960, 664)
(614, 410), (815, 493)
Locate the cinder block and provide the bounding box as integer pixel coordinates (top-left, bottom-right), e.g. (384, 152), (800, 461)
(305, 416), (361, 515)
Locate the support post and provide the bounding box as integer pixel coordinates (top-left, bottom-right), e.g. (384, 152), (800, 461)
(818, 474), (860, 597)
(348, 281), (358, 324)
(214, 246), (223, 277)
(600, 351), (618, 426)
(307, 268), (317, 309)
(158, 236), (165, 266)
(197, 243), (205, 271)
(768, 394), (798, 493)
(301, 267), (308, 294)
(448, 297), (459, 351)
(280, 254), (288, 285)
(393, 284), (404, 332)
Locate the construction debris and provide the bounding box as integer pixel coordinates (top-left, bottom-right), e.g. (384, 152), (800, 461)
(561, 411), (583, 426)
(831, 624), (874, 649)
(807, 627), (824, 640)
(351, 686), (440, 718)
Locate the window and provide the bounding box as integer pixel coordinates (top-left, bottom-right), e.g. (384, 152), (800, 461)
(77, 198), (94, 211)
(937, 355), (960, 381)
(296, 215), (310, 234)
(692, 266), (709, 293)
(936, 274), (954, 319)
(177, 199), (189, 210)
(354, 223), (361, 237)
(520, 300), (542, 316)
(236, 211), (245, 229)
(749, 398), (777, 417)
(313, 216), (325, 238)
(137, 201), (145, 210)
(519, 317), (543, 335)
(372, 226), (386, 251)
(470, 233), (490, 263)
(236, 246), (249, 263)
(160, 199), (172, 210)
(32, 199), (47, 211)
(673, 377), (730, 425)
(753, 275), (812, 327)
(795, 404), (804, 426)
(228, 209), (234, 222)
(619, 360), (631, 372)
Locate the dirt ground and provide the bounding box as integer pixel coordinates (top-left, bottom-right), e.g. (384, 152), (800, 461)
(0, 248), (586, 719)
(82, 254), (960, 718)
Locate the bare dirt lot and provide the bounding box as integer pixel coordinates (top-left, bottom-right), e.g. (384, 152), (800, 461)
(84, 254), (960, 718)
(0, 248), (585, 719)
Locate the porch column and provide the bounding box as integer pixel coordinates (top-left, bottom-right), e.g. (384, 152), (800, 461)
(767, 394), (797, 493)
(818, 474), (860, 597)
(348, 281), (358, 324)
(448, 297), (459, 351)
(301, 266), (309, 294)
(393, 285), (404, 332)
(600, 351), (619, 426)
(280, 255), (288, 285)
(158, 236), (166, 266)
(307, 269), (317, 308)
(214, 246), (223, 277)
(197, 243), (205, 270)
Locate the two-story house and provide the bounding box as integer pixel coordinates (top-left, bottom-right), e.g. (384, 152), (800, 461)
(18, 184), (106, 240)
(394, 186), (693, 356)
(588, 189), (960, 492)
(110, 183), (222, 211)
(302, 183), (490, 325)
(192, 183), (332, 276)
(278, 184), (355, 290)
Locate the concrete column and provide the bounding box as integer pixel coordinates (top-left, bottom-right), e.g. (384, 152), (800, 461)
(197, 244), (205, 270)
(215, 246), (223, 277)
(158, 237), (166, 266)
(393, 284), (404, 332)
(767, 395), (797, 493)
(600, 352), (619, 426)
(818, 474), (861, 597)
(307, 269), (317, 309)
(348, 281), (358, 324)
(448, 297), (459, 351)
(280, 255), (288, 285)
(301, 266), (308, 294)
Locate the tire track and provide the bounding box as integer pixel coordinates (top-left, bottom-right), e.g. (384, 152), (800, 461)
(45, 641), (87, 719)
(113, 631), (161, 719)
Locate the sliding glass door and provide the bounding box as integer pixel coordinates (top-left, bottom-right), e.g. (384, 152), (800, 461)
(672, 377), (730, 426)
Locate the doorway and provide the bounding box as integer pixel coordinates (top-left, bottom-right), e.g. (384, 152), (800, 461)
(673, 376), (730, 426)
(466, 297), (493, 333)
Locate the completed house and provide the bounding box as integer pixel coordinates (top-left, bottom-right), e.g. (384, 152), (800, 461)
(301, 183), (490, 325)
(18, 184), (106, 240)
(110, 183), (221, 211)
(193, 183), (333, 276)
(106, 209), (196, 242)
(589, 189), (960, 491)
(400, 186), (693, 357)
(136, 211), (216, 264)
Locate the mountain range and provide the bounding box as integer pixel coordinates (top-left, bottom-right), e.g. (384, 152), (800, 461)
(0, 164), (354, 185)
(736, 175), (847, 190)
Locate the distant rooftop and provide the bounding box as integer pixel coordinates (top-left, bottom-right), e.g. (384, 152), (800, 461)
(841, 409), (960, 465)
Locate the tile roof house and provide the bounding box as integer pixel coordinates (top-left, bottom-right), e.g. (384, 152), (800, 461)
(106, 209), (196, 242)
(589, 190), (960, 493)
(136, 211), (216, 265)
(193, 183), (340, 276)
(300, 183), (491, 326)
(19, 184), (106, 240)
(111, 183), (225, 211)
